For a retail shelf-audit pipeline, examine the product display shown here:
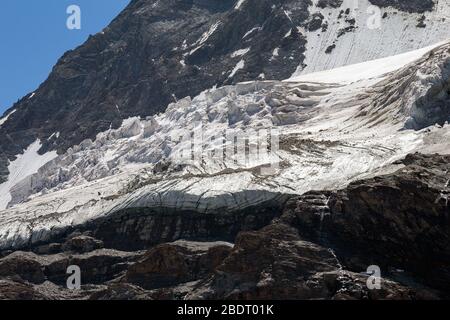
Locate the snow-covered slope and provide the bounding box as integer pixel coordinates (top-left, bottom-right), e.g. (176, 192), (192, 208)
(0, 109), (16, 128)
(0, 140), (57, 210)
(0, 41), (449, 249)
(289, 40), (448, 83)
(295, 0), (450, 76)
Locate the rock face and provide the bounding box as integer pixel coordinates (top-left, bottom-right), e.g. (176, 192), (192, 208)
(0, 280), (48, 300)
(61, 235), (104, 254)
(0, 252), (46, 284)
(89, 199), (287, 251)
(283, 153), (450, 292)
(0, 153), (447, 300)
(125, 240), (232, 290)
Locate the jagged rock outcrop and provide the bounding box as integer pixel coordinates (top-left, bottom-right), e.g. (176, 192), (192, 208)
(282, 153), (450, 292)
(61, 235), (104, 254)
(0, 252), (46, 284)
(0, 280), (48, 300)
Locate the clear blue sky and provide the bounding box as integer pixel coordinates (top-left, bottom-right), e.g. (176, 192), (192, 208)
(0, 0), (130, 115)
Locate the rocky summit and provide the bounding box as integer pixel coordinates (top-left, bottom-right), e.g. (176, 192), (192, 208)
(0, 0), (449, 300)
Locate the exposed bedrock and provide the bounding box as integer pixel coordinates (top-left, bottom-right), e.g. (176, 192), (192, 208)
(317, 0), (344, 9)
(186, 223), (435, 300)
(282, 153), (450, 292)
(124, 240), (233, 290)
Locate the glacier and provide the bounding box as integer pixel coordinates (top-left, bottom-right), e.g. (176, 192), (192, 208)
(296, 0), (450, 76)
(0, 41), (449, 249)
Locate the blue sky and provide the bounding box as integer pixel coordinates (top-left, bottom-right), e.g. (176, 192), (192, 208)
(0, 0), (130, 115)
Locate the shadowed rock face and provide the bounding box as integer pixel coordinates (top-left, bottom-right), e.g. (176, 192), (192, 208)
(186, 223), (435, 300)
(0, 280), (48, 300)
(2, 196), (287, 252)
(0, 153), (447, 300)
(0, 0), (311, 180)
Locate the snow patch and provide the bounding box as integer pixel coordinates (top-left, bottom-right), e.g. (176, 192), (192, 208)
(288, 41), (446, 84)
(47, 132), (60, 140)
(243, 27), (261, 39)
(189, 21), (221, 55)
(231, 48), (250, 58)
(0, 140), (58, 210)
(228, 59), (245, 79)
(234, 0), (247, 10)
